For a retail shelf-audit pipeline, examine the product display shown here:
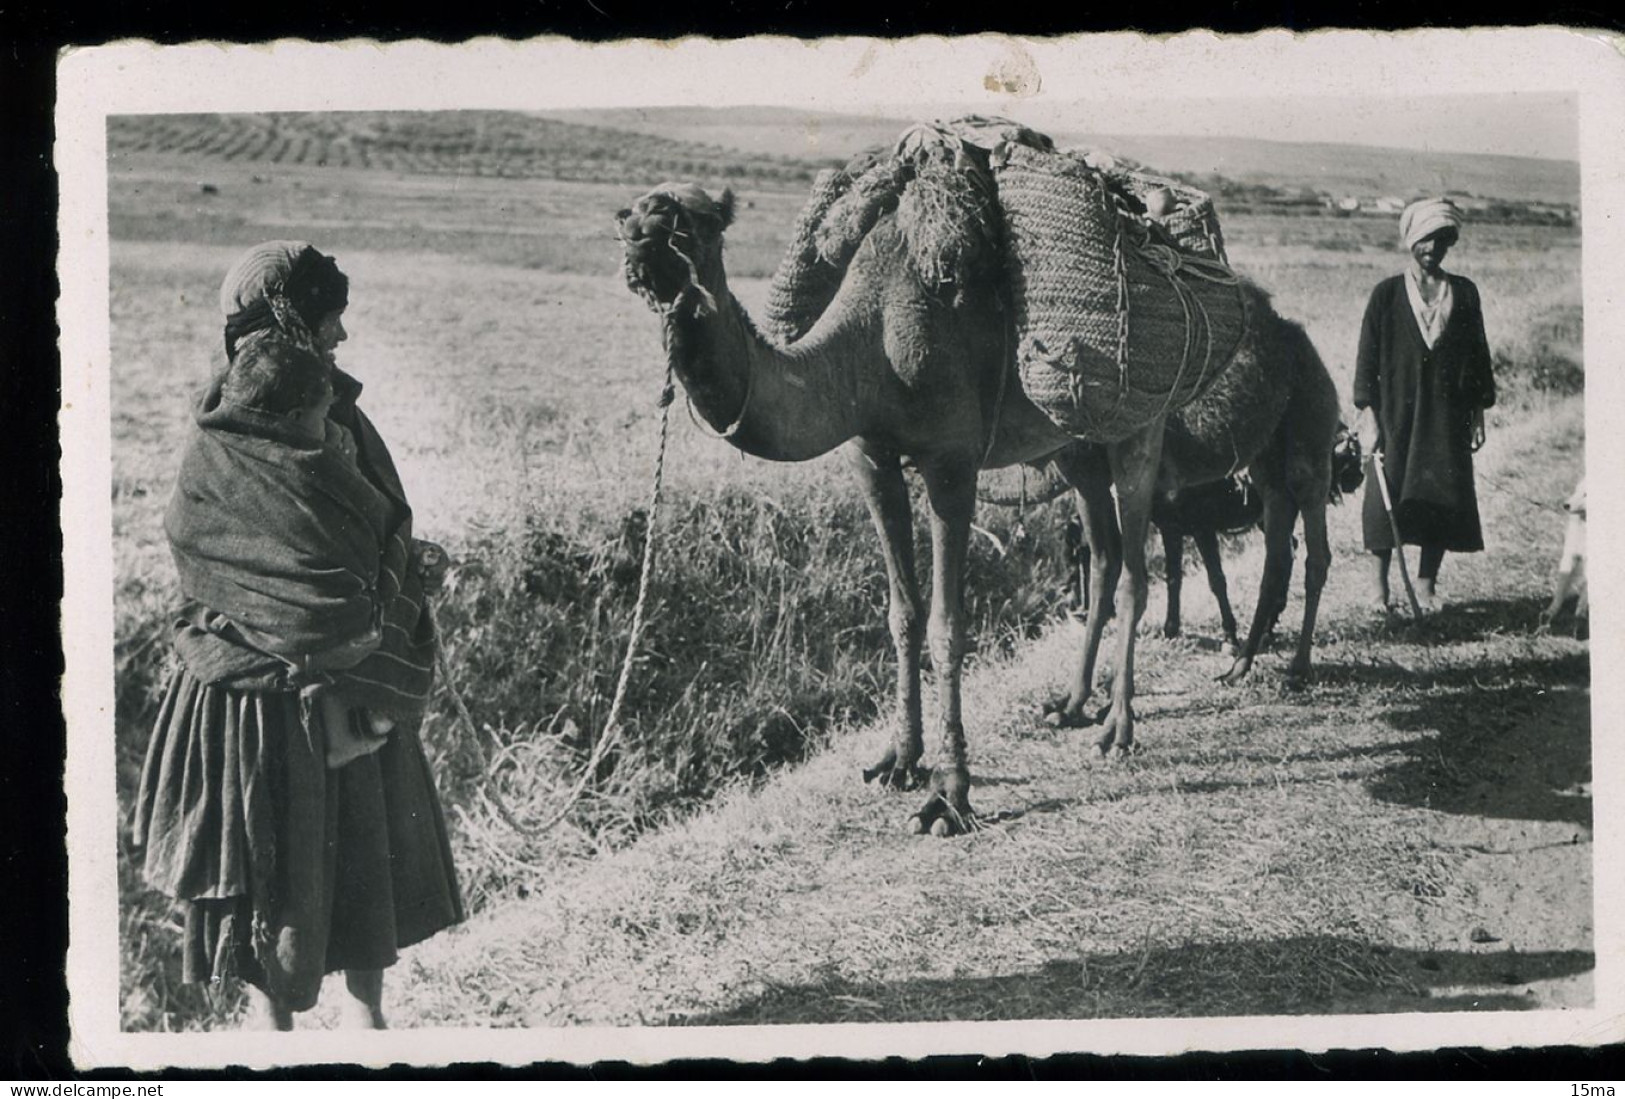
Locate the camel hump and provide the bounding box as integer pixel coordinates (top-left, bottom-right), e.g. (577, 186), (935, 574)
(765, 117), (1044, 344)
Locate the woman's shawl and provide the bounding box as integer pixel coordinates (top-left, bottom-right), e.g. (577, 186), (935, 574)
(165, 365), (436, 722)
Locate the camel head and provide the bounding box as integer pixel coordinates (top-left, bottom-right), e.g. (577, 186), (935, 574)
(616, 184), (736, 317)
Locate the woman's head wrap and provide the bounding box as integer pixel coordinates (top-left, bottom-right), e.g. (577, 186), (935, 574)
(219, 240), (349, 359)
(1399, 198), (1463, 250)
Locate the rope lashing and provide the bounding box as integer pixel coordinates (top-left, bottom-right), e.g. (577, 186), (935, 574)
(1108, 184), (1131, 416)
(663, 226), (719, 318)
(1125, 225), (1247, 423)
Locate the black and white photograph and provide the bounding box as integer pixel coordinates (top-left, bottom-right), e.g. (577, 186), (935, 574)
(55, 31), (1624, 1068)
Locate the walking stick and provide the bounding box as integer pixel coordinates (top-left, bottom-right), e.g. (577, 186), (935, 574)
(1368, 451), (1425, 619)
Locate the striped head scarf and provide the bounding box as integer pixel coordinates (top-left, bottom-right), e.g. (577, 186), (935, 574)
(219, 240), (349, 360)
(1399, 198), (1464, 250)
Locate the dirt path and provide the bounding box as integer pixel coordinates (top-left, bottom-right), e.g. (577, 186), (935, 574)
(370, 397), (1589, 1028)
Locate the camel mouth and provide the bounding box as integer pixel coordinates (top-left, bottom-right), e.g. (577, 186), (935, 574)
(617, 197), (700, 306)
(618, 232), (675, 303)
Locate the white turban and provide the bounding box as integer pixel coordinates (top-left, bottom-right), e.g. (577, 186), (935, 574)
(1399, 198), (1463, 249)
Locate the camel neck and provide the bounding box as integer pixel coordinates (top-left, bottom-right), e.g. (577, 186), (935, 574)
(664, 281), (865, 463)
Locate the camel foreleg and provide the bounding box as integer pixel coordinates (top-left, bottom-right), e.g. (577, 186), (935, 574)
(908, 454), (980, 836)
(848, 443), (928, 791)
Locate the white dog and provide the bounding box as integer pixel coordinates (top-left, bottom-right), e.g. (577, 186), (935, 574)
(1539, 476), (1587, 632)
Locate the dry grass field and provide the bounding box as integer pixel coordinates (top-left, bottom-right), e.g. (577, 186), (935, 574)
(106, 113), (1587, 1032)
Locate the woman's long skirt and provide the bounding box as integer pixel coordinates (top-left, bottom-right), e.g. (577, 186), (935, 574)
(131, 666), (464, 1011)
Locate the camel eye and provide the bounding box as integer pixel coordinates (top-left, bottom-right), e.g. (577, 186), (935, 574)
(616, 207), (631, 221)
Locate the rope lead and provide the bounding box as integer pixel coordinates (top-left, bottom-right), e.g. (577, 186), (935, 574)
(446, 366), (676, 839)
(526, 363), (675, 836)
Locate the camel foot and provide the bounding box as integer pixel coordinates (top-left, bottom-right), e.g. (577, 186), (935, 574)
(907, 791), (978, 837)
(1093, 735), (1137, 762)
(1162, 621), (1182, 640)
(1044, 696), (1111, 729)
(862, 747), (928, 791)
(1093, 712), (1136, 759)
(907, 769), (976, 837)
(1217, 657), (1254, 687)
(1282, 663), (1313, 693)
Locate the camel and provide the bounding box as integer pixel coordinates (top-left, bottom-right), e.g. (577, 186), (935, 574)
(984, 468), (1263, 648)
(753, 156), (1345, 706)
(615, 175), (1333, 835)
(989, 415), (1359, 663)
(1026, 306), (1342, 725)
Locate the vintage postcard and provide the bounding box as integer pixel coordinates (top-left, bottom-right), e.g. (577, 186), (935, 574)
(56, 30), (1624, 1069)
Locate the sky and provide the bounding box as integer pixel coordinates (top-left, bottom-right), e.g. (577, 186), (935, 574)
(62, 32), (1596, 164)
(986, 92), (1578, 162)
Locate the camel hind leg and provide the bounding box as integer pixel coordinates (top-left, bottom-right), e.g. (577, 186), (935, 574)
(1221, 467), (1299, 687)
(1161, 521), (1185, 639)
(1222, 328), (1338, 687)
(1283, 439), (1334, 687)
(1047, 443), (1119, 727)
(1287, 497), (1331, 687)
(1191, 525), (1240, 651)
(1096, 419), (1167, 757)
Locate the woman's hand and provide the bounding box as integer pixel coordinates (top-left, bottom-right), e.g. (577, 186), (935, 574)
(1470, 408), (1486, 453)
(1355, 407), (1380, 454)
(412, 539), (451, 597)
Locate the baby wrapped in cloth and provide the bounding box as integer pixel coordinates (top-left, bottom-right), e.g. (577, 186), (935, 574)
(165, 336), (436, 767)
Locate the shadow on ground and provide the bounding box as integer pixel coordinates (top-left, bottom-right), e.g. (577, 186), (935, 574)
(1413, 596), (1571, 644)
(1367, 680), (1591, 827)
(1325, 595), (1585, 646)
(994, 640), (1589, 829)
(1313, 620), (1592, 826)
(677, 936), (1593, 1025)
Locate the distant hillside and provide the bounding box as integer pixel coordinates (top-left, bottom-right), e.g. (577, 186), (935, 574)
(543, 106), (1579, 206)
(106, 108), (1580, 211)
(540, 106), (914, 168)
(105, 111), (824, 188)
(1048, 132), (1580, 207)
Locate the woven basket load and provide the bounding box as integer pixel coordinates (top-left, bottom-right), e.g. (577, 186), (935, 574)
(992, 143), (1250, 443)
(764, 166), (859, 344)
(1104, 168), (1229, 262)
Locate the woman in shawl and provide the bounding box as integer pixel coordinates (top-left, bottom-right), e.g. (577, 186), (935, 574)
(132, 241), (464, 1030)
(1353, 197), (1496, 612)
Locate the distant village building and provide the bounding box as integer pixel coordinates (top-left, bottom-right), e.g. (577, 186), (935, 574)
(1337, 196), (1361, 213)
(1374, 196), (1405, 214)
